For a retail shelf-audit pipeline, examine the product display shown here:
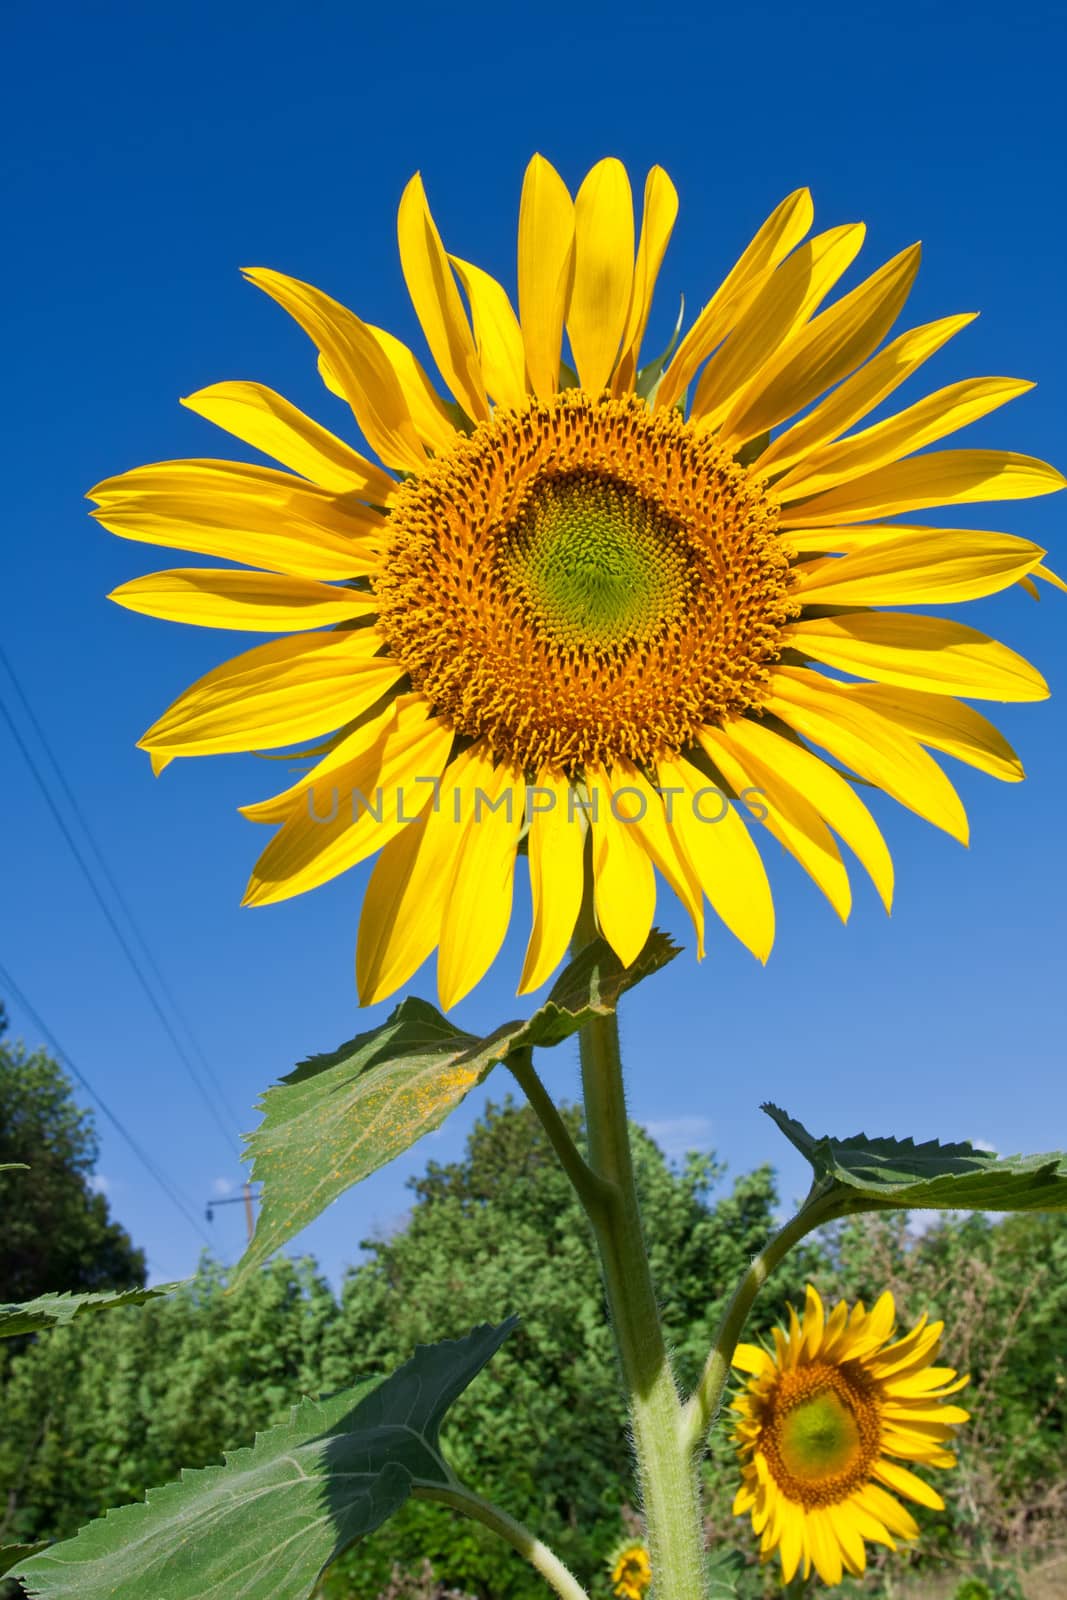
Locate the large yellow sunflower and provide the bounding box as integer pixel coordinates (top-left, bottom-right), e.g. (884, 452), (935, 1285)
(731, 1285), (969, 1585)
(91, 157), (1065, 1008)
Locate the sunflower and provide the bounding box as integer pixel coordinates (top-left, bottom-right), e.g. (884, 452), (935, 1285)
(91, 157), (1065, 1008)
(608, 1537), (653, 1600)
(731, 1285), (969, 1584)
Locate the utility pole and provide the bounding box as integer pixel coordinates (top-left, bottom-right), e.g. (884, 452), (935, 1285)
(205, 1184), (261, 1242)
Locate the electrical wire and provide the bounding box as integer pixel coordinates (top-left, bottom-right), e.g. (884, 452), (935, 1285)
(0, 646), (243, 1154)
(0, 957), (213, 1248)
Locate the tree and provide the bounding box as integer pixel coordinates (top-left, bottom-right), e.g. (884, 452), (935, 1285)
(0, 1028), (146, 1302)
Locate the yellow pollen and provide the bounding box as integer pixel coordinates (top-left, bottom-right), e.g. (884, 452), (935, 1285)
(755, 1361), (883, 1508)
(373, 392), (795, 772)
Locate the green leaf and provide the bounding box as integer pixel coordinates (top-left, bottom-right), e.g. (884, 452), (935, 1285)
(1, 1543), (47, 1577)
(704, 1548), (747, 1598)
(764, 1103), (1067, 1214)
(15, 1320), (516, 1600)
(236, 932), (676, 1281)
(0, 1162), (29, 1171)
(0, 1283), (184, 1340)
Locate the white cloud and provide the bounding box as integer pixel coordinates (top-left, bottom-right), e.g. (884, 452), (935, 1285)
(970, 1138), (997, 1154)
(89, 1173), (111, 1196)
(640, 1115), (714, 1157)
(212, 1176), (236, 1197)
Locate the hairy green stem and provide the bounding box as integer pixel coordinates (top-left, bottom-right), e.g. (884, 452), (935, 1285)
(415, 1485), (591, 1600)
(680, 1193), (837, 1453)
(507, 1046), (615, 1218)
(570, 902), (706, 1600)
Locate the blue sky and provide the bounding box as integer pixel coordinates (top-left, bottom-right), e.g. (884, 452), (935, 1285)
(2, 0), (1064, 1287)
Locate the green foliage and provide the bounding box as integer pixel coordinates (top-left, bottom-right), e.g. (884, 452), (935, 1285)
(764, 1103), (1067, 1214)
(0, 1552), (45, 1582)
(0, 1102), (808, 1599)
(0, 1037), (146, 1301)
(15, 1324), (515, 1600)
(239, 934), (677, 1283)
(0, 1286), (180, 1341)
(2, 1101), (1063, 1599)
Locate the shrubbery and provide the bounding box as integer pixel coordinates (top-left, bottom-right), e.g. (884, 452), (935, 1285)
(2, 1100), (1063, 1598)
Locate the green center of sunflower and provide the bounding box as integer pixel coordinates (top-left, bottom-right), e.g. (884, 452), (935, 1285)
(778, 1390), (861, 1481)
(753, 1360), (883, 1507)
(497, 472), (689, 650)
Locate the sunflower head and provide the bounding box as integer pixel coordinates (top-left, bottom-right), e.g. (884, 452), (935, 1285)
(732, 1285), (969, 1585)
(607, 1537), (652, 1600)
(91, 155), (1065, 1009)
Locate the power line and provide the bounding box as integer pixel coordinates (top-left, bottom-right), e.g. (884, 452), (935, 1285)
(0, 647), (242, 1154)
(0, 958), (213, 1247)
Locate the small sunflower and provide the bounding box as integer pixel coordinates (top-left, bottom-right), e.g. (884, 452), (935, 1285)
(731, 1285), (969, 1585)
(608, 1537), (652, 1600)
(92, 157), (1065, 1007)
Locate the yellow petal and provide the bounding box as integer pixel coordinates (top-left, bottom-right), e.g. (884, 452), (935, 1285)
(180, 382), (397, 501)
(90, 459), (386, 580)
(690, 224), (867, 430)
(517, 154), (575, 400)
(612, 166), (679, 395)
(243, 699), (453, 906)
(699, 724), (851, 922)
(803, 1283), (826, 1358)
(242, 268), (428, 473)
(363, 324), (459, 454)
(872, 1458), (945, 1511)
(710, 715), (893, 911)
(396, 174), (489, 424)
(792, 528), (1043, 606)
(657, 188), (814, 412)
(778, 1509), (803, 1584)
(806, 1509), (843, 1586)
(450, 254), (528, 410)
(518, 769), (585, 995)
(732, 1343), (774, 1376)
(438, 752), (525, 1009)
(356, 747), (479, 1004)
(719, 243), (921, 448)
(790, 612), (1049, 701)
(827, 683), (1023, 782)
(767, 667), (969, 842)
(778, 377), (1035, 499)
(656, 754), (775, 961)
(139, 629), (402, 756)
(240, 699), (399, 824)
(759, 313), (977, 475)
(827, 1505), (867, 1577)
(1032, 561), (1067, 594)
(610, 762), (705, 957)
(109, 568), (378, 631)
(587, 767), (656, 968)
(856, 1484), (919, 1541)
(566, 158), (635, 395)
(779, 448), (1066, 526)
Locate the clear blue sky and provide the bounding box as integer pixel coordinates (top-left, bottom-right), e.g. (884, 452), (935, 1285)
(2, 0), (1064, 1287)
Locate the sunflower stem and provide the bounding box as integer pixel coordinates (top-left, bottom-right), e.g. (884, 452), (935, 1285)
(415, 1485), (591, 1600)
(507, 1047), (615, 1218)
(571, 902), (707, 1600)
(680, 1191), (837, 1454)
